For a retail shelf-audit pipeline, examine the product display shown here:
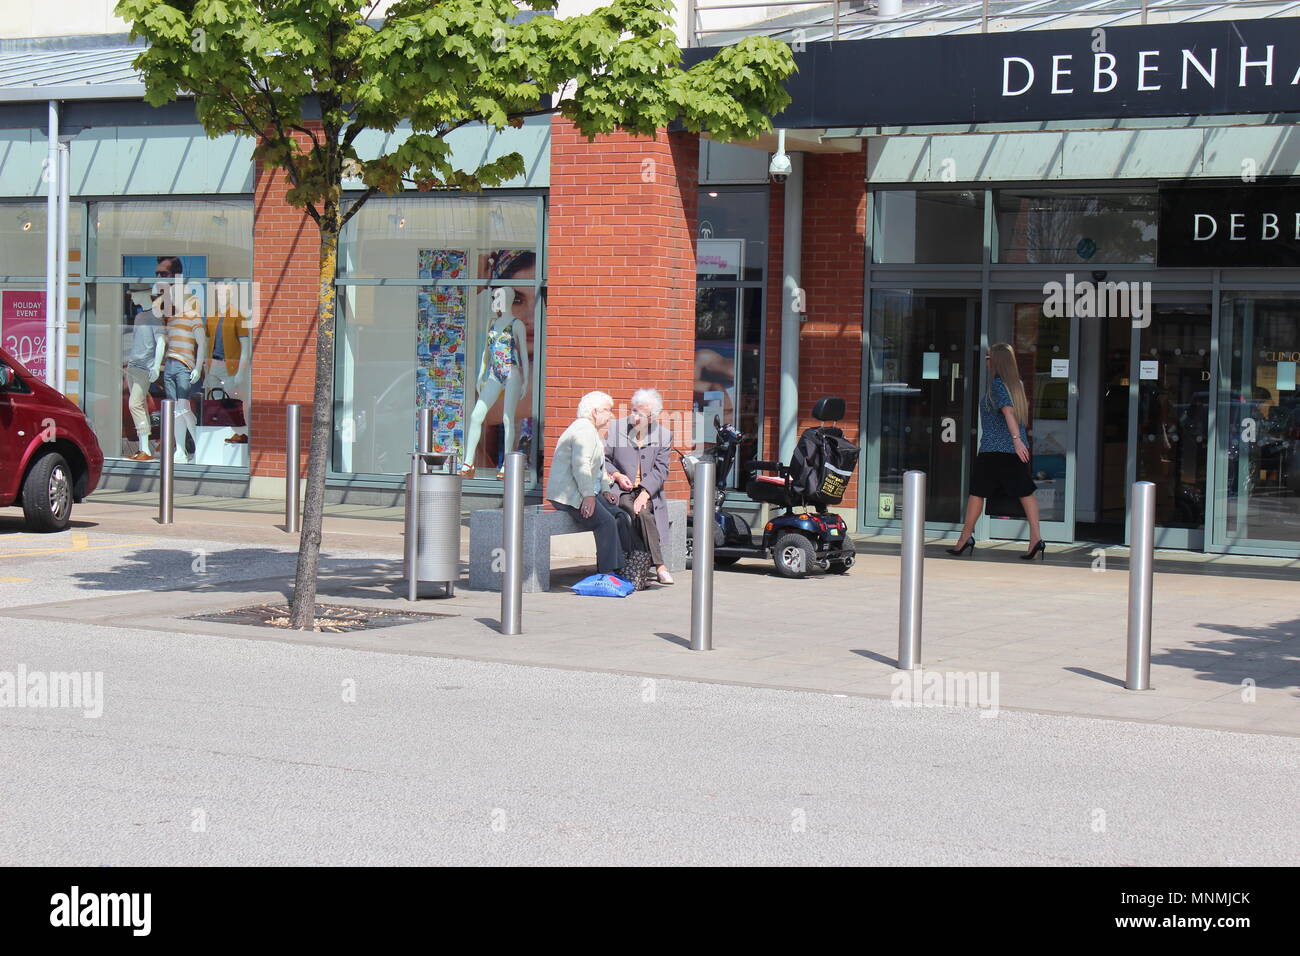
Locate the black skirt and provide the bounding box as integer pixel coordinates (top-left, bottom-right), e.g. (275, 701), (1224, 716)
(970, 452), (1037, 499)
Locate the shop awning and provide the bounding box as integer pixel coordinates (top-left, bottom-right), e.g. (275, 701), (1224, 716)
(0, 43), (146, 102)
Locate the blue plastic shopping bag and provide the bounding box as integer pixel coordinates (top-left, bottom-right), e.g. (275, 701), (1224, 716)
(569, 573), (635, 597)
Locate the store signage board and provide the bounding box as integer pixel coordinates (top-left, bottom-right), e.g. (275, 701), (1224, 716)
(1140, 360), (1160, 380)
(1157, 183), (1300, 267)
(687, 20), (1300, 127)
(1051, 359), (1069, 378)
(1, 291), (46, 380)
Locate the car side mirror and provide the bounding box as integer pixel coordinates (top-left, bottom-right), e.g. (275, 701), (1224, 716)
(0, 365), (12, 388)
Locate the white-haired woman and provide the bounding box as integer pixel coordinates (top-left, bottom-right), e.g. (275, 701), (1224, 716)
(605, 387), (675, 585)
(546, 390), (630, 576)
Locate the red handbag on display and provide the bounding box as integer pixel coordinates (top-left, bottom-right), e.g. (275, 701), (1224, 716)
(200, 387), (247, 428)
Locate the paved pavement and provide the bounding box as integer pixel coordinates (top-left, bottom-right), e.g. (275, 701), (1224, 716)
(3, 617), (1297, 865)
(2, 500), (1296, 736)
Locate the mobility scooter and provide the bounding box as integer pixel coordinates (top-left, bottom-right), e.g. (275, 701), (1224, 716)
(678, 397), (859, 578)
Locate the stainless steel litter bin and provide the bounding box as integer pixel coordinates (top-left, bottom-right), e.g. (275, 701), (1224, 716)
(405, 452), (462, 599)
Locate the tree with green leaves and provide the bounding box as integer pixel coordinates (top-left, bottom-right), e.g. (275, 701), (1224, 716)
(117, 0), (794, 629)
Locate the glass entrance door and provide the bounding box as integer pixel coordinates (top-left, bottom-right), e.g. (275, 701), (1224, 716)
(864, 290), (979, 529)
(1128, 301), (1212, 549)
(1213, 295), (1300, 552)
(987, 297), (1079, 543)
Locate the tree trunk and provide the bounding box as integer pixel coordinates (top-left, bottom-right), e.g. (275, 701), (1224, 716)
(289, 209), (340, 629)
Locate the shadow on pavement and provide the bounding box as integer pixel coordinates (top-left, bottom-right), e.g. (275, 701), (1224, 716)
(66, 545), (426, 600)
(0, 516), (97, 535)
(1064, 667), (1126, 687)
(851, 649), (898, 667)
(1141, 619), (1300, 692)
(655, 632), (690, 649)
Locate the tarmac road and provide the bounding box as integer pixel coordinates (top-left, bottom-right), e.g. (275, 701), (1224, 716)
(2, 616), (1296, 866)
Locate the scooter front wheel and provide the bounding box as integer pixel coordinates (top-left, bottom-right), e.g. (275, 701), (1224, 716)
(772, 533), (815, 579)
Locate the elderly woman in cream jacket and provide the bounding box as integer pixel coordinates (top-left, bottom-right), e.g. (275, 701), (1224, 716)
(546, 390), (630, 576)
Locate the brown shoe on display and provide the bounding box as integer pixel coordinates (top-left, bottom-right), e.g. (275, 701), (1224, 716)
(127, 451), (153, 461)
(225, 433), (248, 444)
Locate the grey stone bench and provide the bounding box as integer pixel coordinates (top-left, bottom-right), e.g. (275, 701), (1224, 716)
(469, 498), (687, 592)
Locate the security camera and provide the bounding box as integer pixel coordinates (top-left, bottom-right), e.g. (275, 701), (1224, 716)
(769, 129), (791, 184)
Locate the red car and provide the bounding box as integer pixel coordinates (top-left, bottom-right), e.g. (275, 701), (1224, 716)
(0, 347), (104, 531)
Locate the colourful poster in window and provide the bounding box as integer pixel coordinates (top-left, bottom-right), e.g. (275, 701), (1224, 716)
(417, 249), (468, 456)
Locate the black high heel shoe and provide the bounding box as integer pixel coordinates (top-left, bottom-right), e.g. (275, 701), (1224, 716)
(1020, 540), (1046, 561)
(946, 537), (975, 557)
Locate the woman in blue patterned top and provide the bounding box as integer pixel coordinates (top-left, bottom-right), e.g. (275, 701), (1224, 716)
(947, 343), (1045, 560)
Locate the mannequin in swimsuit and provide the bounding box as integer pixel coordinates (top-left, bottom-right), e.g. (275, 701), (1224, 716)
(461, 286), (530, 476)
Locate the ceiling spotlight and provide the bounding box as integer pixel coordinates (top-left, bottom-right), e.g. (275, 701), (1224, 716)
(707, 191), (718, 197)
(21, 220), (32, 231)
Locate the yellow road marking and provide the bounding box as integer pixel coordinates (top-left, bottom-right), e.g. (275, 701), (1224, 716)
(0, 539), (155, 560)
(0, 577), (32, 582)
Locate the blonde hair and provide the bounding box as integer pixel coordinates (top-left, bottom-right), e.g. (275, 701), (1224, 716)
(987, 343), (1029, 427)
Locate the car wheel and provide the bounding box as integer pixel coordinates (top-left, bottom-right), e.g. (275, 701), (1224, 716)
(22, 452), (73, 532)
(772, 532), (815, 578)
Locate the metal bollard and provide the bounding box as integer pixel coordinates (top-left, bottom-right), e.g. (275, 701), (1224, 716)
(417, 407), (433, 456)
(897, 470), (926, 670)
(690, 459), (716, 651)
(406, 450), (421, 602)
(158, 398), (175, 525)
(285, 404), (301, 533)
(500, 451), (525, 635)
(1126, 481), (1156, 690)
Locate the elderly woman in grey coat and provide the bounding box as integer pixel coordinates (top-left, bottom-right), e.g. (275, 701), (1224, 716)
(605, 388), (675, 585)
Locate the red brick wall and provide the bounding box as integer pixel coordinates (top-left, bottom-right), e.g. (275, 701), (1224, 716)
(759, 152), (868, 509)
(800, 151), (866, 505)
(251, 128), (318, 483)
(761, 151), (866, 506)
(546, 118), (698, 502)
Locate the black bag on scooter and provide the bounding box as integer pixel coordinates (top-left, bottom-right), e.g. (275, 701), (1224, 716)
(790, 427), (859, 505)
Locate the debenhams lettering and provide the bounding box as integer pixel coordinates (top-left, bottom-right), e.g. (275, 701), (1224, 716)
(1002, 44), (1292, 97)
(1191, 211), (1300, 243)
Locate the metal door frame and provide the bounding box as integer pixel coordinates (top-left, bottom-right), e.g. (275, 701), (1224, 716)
(982, 293), (1080, 545)
(1124, 294), (1213, 551)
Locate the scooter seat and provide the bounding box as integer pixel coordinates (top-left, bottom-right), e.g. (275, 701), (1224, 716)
(745, 474), (794, 506)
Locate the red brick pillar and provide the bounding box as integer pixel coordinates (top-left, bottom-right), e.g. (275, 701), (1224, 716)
(762, 151), (866, 507)
(545, 118), (698, 502)
(249, 128), (318, 498)
(800, 151), (867, 507)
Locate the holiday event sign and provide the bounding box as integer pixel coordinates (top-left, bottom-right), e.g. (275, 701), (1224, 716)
(1, 290), (47, 380)
(688, 19), (1300, 127)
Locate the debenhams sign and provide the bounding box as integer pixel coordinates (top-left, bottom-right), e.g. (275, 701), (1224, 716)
(716, 18), (1300, 127)
(1000, 42), (1292, 101)
(1158, 184), (1300, 268)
